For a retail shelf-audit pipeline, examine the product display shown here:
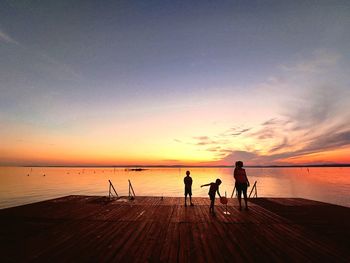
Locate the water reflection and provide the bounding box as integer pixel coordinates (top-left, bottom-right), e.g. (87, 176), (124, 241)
(0, 167), (349, 208)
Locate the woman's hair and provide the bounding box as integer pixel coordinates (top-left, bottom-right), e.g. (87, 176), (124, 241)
(186, 170), (190, 176)
(216, 178), (222, 185)
(235, 161), (243, 168)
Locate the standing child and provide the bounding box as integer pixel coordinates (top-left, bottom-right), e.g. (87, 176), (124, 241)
(201, 179), (222, 215)
(184, 171), (194, 207)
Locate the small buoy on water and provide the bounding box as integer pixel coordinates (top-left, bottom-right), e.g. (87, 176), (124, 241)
(43, 174), (46, 176)
(27, 174), (29, 176)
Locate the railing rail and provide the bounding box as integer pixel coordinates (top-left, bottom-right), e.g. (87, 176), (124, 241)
(230, 186), (236, 198)
(248, 181), (258, 198)
(128, 179), (136, 200)
(231, 181), (258, 198)
(108, 180), (118, 199)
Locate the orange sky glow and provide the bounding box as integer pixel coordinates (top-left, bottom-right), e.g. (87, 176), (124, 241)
(1, 2), (350, 166)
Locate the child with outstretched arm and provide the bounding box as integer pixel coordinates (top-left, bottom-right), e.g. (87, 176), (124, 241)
(201, 179), (222, 215)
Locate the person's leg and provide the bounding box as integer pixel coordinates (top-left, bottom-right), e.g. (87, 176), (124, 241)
(209, 195), (214, 213)
(237, 187), (242, 210)
(190, 194), (194, 205)
(243, 186), (248, 210)
(184, 192), (187, 206)
(212, 197), (216, 214)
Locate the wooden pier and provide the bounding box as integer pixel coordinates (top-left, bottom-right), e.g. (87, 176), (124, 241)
(0, 196), (349, 262)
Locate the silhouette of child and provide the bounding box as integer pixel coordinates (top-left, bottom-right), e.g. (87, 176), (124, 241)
(234, 161), (250, 211)
(201, 179), (222, 215)
(184, 171), (194, 207)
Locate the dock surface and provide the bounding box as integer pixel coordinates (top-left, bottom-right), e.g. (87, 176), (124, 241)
(0, 196), (349, 262)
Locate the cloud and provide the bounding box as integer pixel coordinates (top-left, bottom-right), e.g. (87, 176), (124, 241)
(193, 136), (210, 140)
(220, 151), (262, 165)
(261, 118), (277, 126)
(218, 127), (252, 137)
(174, 136), (219, 147)
(231, 128), (251, 136)
(281, 49), (340, 73)
(250, 85), (350, 158)
(172, 49), (349, 165)
(293, 129), (350, 156)
(219, 128), (350, 165)
(250, 127), (276, 140)
(216, 49), (350, 165)
(225, 89), (350, 163)
(249, 118), (290, 140)
(269, 137), (289, 153)
(0, 27), (81, 81)
(192, 136), (217, 146)
(286, 86), (348, 131)
(0, 29), (19, 45)
(38, 52), (82, 80)
(261, 118), (290, 126)
(255, 129), (350, 163)
(206, 146), (221, 152)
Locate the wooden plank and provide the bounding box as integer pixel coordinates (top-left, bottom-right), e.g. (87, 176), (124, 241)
(0, 196), (349, 262)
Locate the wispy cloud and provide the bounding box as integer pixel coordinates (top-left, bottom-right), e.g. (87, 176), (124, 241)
(38, 52), (82, 80)
(220, 127), (350, 165)
(173, 136), (225, 148)
(290, 128), (350, 156)
(246, 84), (350, 161)
(0, 29), (19, 45)
(220, 150), (262, 165)
(173, 48), (349, 165)
(281, 49), (340, 73)
(217, 49), (350, 164)
(193, 136), (218, 146)
(261, 118), (290, 126)
(218, 127), (252, 137)
(230, 128), (251, 136)
(206, 146), (221, 152)
(0, 25), (81, 81)
(286, 86), (347, 131)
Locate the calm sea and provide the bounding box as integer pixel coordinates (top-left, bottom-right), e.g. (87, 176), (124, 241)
(0, 166), (349, 209)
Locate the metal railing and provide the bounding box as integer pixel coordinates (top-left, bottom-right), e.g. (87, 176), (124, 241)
(230, 186), (236, 198)
(128, 179), (136, 200)
(248, 181), (258, 198)
(108, 180), (118, 199)
(108, 179), (136, 200)
(231, 181), (258, 198)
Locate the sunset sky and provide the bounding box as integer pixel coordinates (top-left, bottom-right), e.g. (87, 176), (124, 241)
(1, 1), (350, 166)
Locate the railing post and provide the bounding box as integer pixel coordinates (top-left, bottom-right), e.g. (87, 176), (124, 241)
(128, 179), (136, 200)
(248, 181), (258, 198)
(108, 180), (118, 199)
(255, 184), (258, 198)
(231, 185), (236, 198)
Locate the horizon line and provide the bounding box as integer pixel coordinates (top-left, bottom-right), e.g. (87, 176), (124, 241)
(2, 163), (350, 168)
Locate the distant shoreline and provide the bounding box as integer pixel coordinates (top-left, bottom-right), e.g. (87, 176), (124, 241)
(2, 164), (350, 168)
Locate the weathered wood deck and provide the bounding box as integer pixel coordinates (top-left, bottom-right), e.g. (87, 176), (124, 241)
(0, 196), (349, 262)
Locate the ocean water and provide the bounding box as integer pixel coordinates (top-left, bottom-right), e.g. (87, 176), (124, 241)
(0, 166), (349, 209)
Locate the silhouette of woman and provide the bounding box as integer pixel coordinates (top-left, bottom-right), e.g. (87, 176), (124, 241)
(234, 161), (250, 210)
